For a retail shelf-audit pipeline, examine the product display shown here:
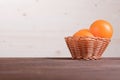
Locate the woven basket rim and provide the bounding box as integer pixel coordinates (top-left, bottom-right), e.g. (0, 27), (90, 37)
(65, 36), (111, 41)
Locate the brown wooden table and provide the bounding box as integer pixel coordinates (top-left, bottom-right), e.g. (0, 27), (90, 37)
(0, 58), (120, 80)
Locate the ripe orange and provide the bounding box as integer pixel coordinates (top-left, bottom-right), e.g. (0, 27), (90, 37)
(89, 20), (113, 38)
(73, 29), (94, 38)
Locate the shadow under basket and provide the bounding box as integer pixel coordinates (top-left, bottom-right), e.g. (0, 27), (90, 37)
(65, 36), (110, 60)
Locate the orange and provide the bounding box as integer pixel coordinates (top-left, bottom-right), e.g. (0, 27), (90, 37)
(89, 20), (113, 38)
(73, 29), (94, 38)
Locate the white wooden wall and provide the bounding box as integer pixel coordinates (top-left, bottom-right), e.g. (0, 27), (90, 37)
(0, 0), (119, 57)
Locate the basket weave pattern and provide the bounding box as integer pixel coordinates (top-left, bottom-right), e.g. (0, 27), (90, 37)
(65, 36), (110, 60)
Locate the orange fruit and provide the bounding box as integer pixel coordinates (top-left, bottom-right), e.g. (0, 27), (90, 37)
(73, 29), (94, 38)
(89, 20), (113, 38)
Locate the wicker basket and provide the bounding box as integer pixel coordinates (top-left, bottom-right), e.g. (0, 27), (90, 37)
(65, 36), (110, 60)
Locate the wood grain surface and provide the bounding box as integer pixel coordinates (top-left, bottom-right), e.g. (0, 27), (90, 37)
(0, 58), (120, 80)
